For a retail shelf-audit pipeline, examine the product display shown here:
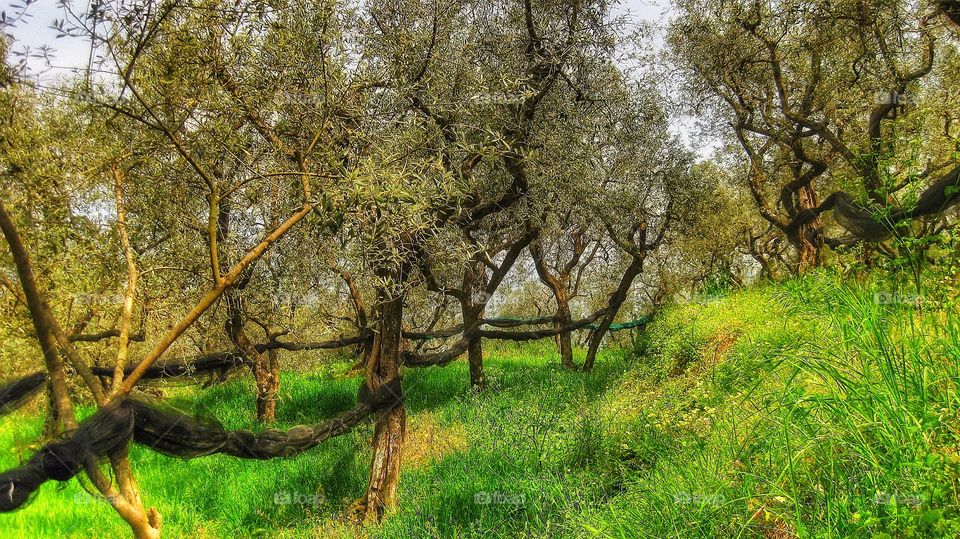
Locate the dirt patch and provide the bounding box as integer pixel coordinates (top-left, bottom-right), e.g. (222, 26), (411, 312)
(708, 332), (738, 362)
(402, 411), (468, 468)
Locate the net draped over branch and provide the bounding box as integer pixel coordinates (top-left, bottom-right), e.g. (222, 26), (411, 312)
(0, 310), (656, 412)
(0, 354), (248, 417)
(0, 372), (46, 416)
(402, 316), (559, 340)
(90, 353), (248, 380)
(0, 310), (655, 415)
(0, 336), (368, 416)
(0, 378), (403, 512)
(399, 309), (629, 366)
(477, 308), (610, 341)
(404, 311), (654, 345)
(792, 164), (960, 243)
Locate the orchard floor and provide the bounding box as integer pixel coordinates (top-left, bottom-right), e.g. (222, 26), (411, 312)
(2, 273), (959, 537)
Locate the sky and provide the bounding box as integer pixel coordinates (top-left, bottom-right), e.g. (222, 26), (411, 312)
(617, 0), (671, 22)
(3, 0), (673, 79)
(2, 0), (91, 79)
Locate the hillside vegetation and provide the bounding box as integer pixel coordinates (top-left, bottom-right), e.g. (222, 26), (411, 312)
(2, 272), (956, 538)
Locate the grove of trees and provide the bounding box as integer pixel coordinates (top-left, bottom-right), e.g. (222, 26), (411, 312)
(0, 1), (957, 537)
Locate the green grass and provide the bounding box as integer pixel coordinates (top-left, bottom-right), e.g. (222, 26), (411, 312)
(1, 272), (959, 537)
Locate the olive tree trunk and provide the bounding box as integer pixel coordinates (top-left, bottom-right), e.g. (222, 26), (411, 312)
(554, 288), (576, 370)
(363, 292), (406, 520)
(794, 185), (824, 273)
(583, 253), (645, 372)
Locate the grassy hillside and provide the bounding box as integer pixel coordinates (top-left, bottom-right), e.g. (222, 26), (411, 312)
(1, 273), (958, 537)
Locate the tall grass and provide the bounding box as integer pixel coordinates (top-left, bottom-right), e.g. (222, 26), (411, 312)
(0, 272), (958, 537)
(770, 276), (960, 537)
(573, 273), (960, 538)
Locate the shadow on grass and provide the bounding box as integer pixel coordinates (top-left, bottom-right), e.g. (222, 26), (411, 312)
(0, 346), (634, 538)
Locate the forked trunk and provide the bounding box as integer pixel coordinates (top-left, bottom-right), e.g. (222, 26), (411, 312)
(225, 289), (279, 423)
(529, 243), (579, 370)
(0, 201), (160, 537)
(109, 446), (162, 539)
(220, 203), (280, 423)
(363, 292), (406, 520)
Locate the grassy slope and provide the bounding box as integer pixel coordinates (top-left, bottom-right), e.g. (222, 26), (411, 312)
(1, 273), (959, 538)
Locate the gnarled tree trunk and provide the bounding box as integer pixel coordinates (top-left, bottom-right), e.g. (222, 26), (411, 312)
(583, 253), (645, 372)
(363, 290), (406, 520)
(794, 185), (824, 273)
(224, 280), (280, 423)
(553, 288), (575, 370)
(258, 349), (281, 422)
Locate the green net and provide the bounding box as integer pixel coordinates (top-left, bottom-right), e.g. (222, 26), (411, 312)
(586, 315), (653, 332)
(409, 314), (652, 340)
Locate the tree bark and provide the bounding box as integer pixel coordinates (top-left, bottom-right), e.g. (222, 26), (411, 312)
(224, 288), (279, 423)
(42, 384), (66, 438)
(109, 446), (162, 539)
(462, 262), (487, 389)
(362, 290), (405, 520)
(249, 343), (280, 422)
(256, 350), (280, 423)
(583, 253), (645, 372)
(111, 165), (139, 394)
(554, 288), (576, 370)
(462, 301), (486, 389)
(341, 270), (372, 373)
(0, 201), (77, 432)
(466, 331), (485, 388)
(794, 185), (823, 273)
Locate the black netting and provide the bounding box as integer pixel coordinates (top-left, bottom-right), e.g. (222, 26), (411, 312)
(0, 372), (46, 415)
(832, 193), (894, 241)
(0, 354), (248, 417)
(89, 353), (247, 380)
(0, 399), (133, 510)
(0, 379), (403, 511)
